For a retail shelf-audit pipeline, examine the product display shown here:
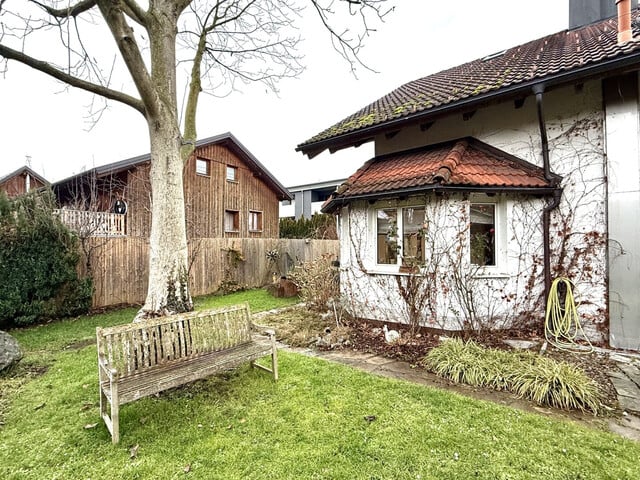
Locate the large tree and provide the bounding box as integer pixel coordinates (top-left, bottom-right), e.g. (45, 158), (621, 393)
(0, 0), (390, 318)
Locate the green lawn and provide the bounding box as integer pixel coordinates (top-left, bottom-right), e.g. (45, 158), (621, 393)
(1, 290), (639, 479)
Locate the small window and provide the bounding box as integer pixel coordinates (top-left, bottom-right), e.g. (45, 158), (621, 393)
(376, 207), (425, 266)
(226, 165), (237, 182)
(377, 209), (399, 265)
(248, 211), (263, 232)
(402, 207), (425, 265)
(224, 210), (240, 232)
(470, 204), (496, 266)
(196, 158), (209, 176)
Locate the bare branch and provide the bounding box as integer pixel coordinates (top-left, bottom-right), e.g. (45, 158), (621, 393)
(120, 0), (149, 27)
(0, 42), (144, 113)
(28, 0), (98, 18)
(309, 0), (394, 75)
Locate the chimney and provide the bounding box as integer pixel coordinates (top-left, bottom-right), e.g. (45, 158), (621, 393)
(617, 0), (633, 44)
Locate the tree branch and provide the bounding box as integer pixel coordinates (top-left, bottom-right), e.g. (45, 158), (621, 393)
(121, 0), (149, 27)
(28, 0), (98, 18)
(96, 0), (156, 117)
(0, 43), (145, 114)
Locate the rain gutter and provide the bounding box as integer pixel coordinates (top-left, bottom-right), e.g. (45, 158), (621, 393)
(533, 84), (563, 306)
(299, 50), (640, 157)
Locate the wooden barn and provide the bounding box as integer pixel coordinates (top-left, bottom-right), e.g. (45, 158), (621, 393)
(52, 132), (291, 239)
(0, 166), (48, 199)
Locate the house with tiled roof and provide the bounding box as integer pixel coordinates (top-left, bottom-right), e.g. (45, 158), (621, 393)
(0, 165), (48, 198)
(297, 0), (640, 350)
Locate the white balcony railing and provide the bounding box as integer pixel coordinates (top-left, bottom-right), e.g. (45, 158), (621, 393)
(54, 209), (126, 237)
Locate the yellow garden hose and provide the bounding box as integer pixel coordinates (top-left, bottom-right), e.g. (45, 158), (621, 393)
(544, 277), (593, 352)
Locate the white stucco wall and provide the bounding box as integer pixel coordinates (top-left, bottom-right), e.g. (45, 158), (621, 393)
(338, 81), (608, 340)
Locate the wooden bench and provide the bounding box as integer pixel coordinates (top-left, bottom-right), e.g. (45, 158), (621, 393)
(96, 303), (277, 443)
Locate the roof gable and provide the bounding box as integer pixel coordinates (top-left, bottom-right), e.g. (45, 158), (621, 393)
(300, 8), (640, 157)
(0, 165), (48, 187)
(53, 132), (291, 200)
(322, 138), (559, 211)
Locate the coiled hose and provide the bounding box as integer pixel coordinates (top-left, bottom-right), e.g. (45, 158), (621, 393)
(544, 277), (593, 352)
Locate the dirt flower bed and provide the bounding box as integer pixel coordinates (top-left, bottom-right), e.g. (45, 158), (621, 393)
(260, 305), (619, 413)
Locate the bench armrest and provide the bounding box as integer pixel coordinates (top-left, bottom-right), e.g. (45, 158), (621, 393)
(98, 354), (119, 381)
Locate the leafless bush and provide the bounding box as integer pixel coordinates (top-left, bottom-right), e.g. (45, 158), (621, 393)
(288, 253), (339, 311)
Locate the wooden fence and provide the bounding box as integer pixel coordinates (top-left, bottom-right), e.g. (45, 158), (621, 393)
(82, 237), (339, 308)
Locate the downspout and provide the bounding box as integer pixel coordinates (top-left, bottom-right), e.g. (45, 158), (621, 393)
(533, 84), (562, 304)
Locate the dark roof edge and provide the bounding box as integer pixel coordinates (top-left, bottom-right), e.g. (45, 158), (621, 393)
(321, 184), (561, 214)
(0, 165), (49, 186)
(299, 50), (640, 157)
(53, 132), (292, 201)
(212, 132), (292, 201)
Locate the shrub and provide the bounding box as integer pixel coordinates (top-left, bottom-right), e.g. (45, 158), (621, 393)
(279, 213), (337, 239)
(0, 190), (92, 327)
(425, 338), (601, 414)
(287, 253), (339, 311)
(510, 355), (601, 413)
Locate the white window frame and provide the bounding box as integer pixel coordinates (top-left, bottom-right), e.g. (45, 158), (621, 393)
(226, 165), (237, 182)
(195, 158), (209, 176)
(371, 204), (426, 274)
(468, 193), (507, 277)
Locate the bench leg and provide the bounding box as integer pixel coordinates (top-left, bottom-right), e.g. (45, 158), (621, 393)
(271, 347), (278, 381)
(100, 382), (121, 444)
(111, 382), (120, 444)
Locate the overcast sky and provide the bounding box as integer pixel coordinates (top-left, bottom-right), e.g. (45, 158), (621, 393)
(0, 1), (569, 187)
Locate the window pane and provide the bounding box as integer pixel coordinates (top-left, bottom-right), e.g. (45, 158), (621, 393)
(470, 204), (495, 266)
(249, 211), (262, 231)
(226, 166), (237, 181)
(377, 209), (398, 264)
(196, 158), (208, 175)
(402, 207), (425, 264)
(225, 210), (239, 232)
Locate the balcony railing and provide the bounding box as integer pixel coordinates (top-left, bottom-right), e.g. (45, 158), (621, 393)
(54, 209), (126, 237)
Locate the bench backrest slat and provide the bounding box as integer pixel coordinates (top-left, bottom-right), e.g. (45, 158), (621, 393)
(97, 303), (253, 378)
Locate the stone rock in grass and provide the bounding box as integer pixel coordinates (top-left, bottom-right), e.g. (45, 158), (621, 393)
(0, 331), (23, 374)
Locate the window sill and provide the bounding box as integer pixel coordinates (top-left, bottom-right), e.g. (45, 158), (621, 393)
(471, 270), (511, 279)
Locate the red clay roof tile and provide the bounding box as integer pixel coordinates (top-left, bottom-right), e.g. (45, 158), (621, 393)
(327, 138), (556, 206)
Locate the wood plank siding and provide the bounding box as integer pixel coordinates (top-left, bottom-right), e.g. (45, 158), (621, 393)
(0, 169), (47, 198)
(184, 143), (280, 239)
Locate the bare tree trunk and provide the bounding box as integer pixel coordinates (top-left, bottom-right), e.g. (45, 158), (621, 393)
(139, 119), (192, 316)
(137, 3), (192, 318)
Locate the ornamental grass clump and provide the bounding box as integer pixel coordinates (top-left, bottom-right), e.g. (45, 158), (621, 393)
(510, 355), (601, 414)
(425, 338), (601, 414)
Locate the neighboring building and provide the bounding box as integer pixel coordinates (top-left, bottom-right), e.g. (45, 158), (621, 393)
(53, 132), (292, 238)
(0, 165), (48, 198)
(280, 179), (346, 219)
(297, 1), (640, 350)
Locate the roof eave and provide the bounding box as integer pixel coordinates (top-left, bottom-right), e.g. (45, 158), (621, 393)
(300, 50), (640, 158)
(321, 184), (561, 214)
